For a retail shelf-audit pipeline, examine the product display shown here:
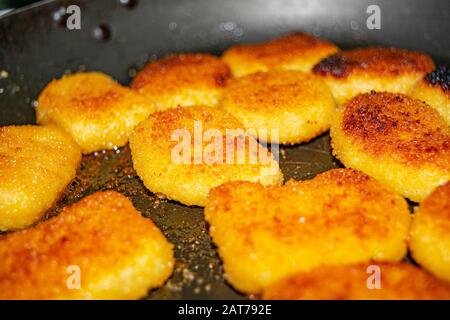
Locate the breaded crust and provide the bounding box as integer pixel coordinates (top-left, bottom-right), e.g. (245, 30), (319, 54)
(0, 191), (174, 300)
(131, 53), (231, 110)
(37, 72), (155, 154)
(410, 181), (450, 283)
(331, 91), (450, 202)
(313, 47), (435, 104)
(205, 168), (410, 294)
(263, 262), (450, 300)
(222, 32), (339, 77)
(410, 66), (450, 125)
(0, 125), (81, 231)
(129, 106), (283, 207)
(220, 70), (336, 144)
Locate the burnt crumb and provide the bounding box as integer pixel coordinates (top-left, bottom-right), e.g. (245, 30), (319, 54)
(425, 65), (450, 92)
(313, 54), (352, 78)
(214, 71), (230, 87)
(343, 104), (398, 137)
(395, 95), (404, 102)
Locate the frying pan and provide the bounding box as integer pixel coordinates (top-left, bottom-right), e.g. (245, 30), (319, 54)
(0, 0), (448, 300)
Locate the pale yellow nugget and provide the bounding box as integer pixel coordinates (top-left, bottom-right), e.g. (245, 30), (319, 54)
(331, 91), (450, 202)
(205, 168), (410, 294)
(0, 191), (174, 300)
(129, 106), (283, 207)
(0, 125), (81, 231)
(410, 66), (450, 125)
(220, 70), (336, 144)
(410, 181), (450, 283)
(37, 72), (155, 154)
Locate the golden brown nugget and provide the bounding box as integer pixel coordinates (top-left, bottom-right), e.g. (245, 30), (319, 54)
(205, 169), (410, 294)
(222, 32), (339, 77)
(129, 106), (283, 207)
(263, 262), (450, 300)
(313, 47), (435, 105)
(0, 191), (174, 300)
(131, 53), (231, 110)
(330, 91), (450, 202)
(410, 66), (450, 125)
(220, 70), (335, 144)
(0, 125), (81, 231)
(37, 72), (155, 154)
(410, 181), (450, 283)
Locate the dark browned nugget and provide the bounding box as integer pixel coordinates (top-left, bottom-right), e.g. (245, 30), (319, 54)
(331, 91), (449, 202)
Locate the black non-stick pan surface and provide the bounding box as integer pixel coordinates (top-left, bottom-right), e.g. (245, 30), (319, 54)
(0, 0), (449, 299)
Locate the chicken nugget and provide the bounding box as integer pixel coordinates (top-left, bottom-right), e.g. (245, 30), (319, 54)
(330, 91), (450, 202)
(0, 125), (81, 231)
(220, 70), (335, 144)
(410, 181), (450, 283)
(205, 168), (410, 294)
(410, 66), (450, 125)
(222, 32), (339, 77)
(0, 191), (174, 299)
(263, 262), (450, 300)
(313, 47), (435, 105)
(129, 106), (283, 207)
(131, 53), (231, 110)
(37, 72), (155, 154)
